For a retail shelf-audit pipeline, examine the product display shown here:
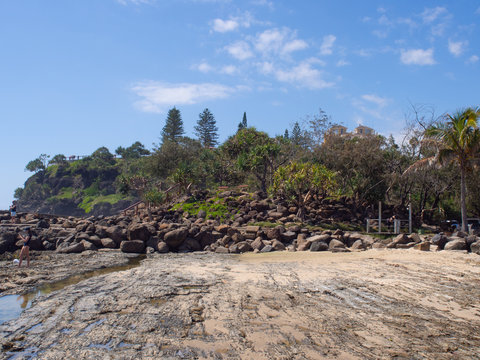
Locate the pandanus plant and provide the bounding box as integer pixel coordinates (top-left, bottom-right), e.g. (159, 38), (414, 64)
(405, 107), (480, 231)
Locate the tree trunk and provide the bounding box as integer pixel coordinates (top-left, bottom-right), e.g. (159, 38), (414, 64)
(460, 164), (468, 232)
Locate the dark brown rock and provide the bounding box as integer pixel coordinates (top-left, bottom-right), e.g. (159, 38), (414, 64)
(120, 240), (145, 253)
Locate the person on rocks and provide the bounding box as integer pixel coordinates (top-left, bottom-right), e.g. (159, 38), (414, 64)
(18, 227), (32, 268)
(9, 201), (17, 223)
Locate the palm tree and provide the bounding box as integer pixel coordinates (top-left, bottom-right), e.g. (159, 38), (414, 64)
(406, 107), (480, 231)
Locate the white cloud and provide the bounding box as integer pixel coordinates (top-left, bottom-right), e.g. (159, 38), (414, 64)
(361, 94), (388, 107)
(282, 39), (308, 53)
(251, 0), (274, 9)
(274, 61), (334, 89)
(448, 39), (467, 57)
(421, 7), (447, 23)
(336, 59), (350, 67)
(211, 13), (253, 33)
(400, 48), (436, 65)
(254, 28), (308, 57)
(131, 82), (236, 113)
(225, 41), (254, 60)
(220, 65), (237, 74)
(116, 0), (153, 5)
(320, 35), (336, 55)
(191, 62), (213, 73)
(212, 18), (239, 33)
(467, 55), (479, 64)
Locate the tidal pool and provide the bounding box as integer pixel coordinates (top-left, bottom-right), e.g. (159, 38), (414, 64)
(0, 255), (145, 325)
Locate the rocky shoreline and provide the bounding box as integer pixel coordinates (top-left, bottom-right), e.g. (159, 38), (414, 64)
(1, 250), (480, 359)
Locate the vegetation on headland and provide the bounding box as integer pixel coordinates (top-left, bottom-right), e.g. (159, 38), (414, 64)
(14, 105), (480, 226)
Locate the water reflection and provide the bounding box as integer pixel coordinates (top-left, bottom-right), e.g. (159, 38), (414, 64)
(0, 255), (145, 325)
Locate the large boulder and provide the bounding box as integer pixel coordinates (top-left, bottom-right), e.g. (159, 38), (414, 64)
(470, 241), (480, 255)
(0, 232), (18, 253)
(100, 238), (116, 249)
(163, 227), (189, 249)
(328, 239), (345, 250)
(431, 234), (449, 250)
(57, 242), (85, 254)
(127, 223), (156, 242)
(444, 238), (467, 251)
(271, 240), (286, 251)
(310, 241), (328, 252)
(120, 240), (145, 253)
(105, 226), (126, 244)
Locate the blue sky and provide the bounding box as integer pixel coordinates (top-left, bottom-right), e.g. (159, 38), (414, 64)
(1, 0), (479, 209)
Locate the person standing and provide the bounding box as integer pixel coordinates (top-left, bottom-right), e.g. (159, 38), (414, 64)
(18, 227), (32, 268)
(9, 201), (17, 223)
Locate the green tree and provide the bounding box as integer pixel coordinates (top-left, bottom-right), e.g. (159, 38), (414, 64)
(14, 187), (24, 199)
(222, 128), (280, 193)
(116, 141), (150, 159)
(162, 107), (184, 143)
(49, 154), (67, 165)
(195, 108), (219, 148)
(291, 122), (306, 147)
(91, 147), (115, 165)
(270, 161), (337, 219)
(25, 154), (49, 173)
(238, 112), (248, 131)
(407, 107), (480, 231)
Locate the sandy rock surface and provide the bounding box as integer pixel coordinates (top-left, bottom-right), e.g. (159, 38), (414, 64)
(1, 249), (480, 359)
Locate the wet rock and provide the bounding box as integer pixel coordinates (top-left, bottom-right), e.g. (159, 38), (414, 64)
(164, 228), (188, 249)
(120, 240), (145, 253)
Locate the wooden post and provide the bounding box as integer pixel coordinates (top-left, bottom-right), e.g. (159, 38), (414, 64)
(378, 201), (382, 233)
(408, 194), (412, 234)
(366, 219), (370, 233)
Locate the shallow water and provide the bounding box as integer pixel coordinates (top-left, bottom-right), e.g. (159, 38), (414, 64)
(0, 255), (145, 325)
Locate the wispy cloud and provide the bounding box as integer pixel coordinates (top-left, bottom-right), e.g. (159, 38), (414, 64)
(361, 94), (389, 107)
(251, 0), (274, 9)
(191, 62), (213, 73)
(421, 7), (447, 23)
(448, 39), (467, 57)
(274, 60), (333, 89)
(400, 48), (436, 65)
(220, 65), (238, 75)
(116, 0), (153, 5)
(320, 35), (336, 55)
(336, 59), (350, 67)
(254, 28), (308, 57)
(211, 13), (253, 33)
(131, 81), (237, 113)
(225, 41), (254, 60)
(467, 55), (479, 64)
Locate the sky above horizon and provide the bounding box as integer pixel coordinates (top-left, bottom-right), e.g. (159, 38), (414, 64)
(1, 0), (479, 210)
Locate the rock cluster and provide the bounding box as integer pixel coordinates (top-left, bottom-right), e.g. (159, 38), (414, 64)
(1, 192), (479, 256)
